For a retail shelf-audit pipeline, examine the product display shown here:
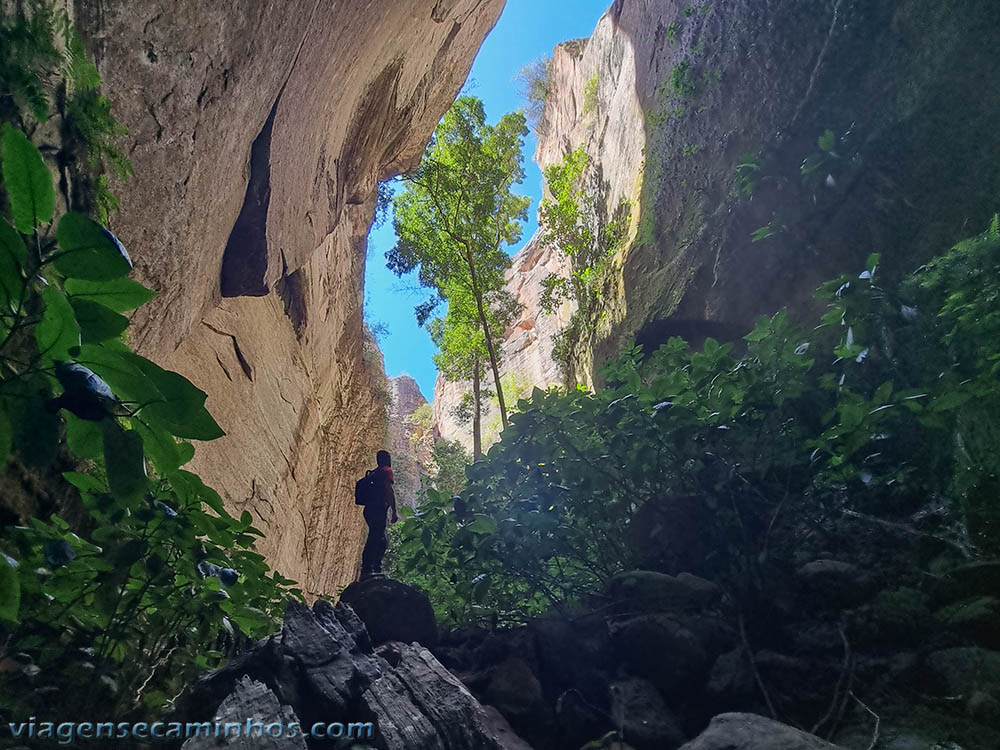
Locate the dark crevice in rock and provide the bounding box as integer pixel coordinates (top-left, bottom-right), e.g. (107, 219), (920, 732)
(201, 322), (255, 381)
(220, 95), (280, 298)
(277, 254), (308, 338)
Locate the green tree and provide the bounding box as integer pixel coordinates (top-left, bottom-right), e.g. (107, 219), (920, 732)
(429, 283), (518, 458)
(389, 96), (530, 435)
(429, 439), (471, 497)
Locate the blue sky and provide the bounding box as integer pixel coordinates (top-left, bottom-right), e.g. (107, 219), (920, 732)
(363, 0), (610, 400)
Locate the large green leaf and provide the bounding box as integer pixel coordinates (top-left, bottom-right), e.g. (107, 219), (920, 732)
(76, 343), (163, 404)
(35, 285), (81, 360)
(65, 413), (104, 459)
(0, 557), (19, 622)
(53, 213), (132, 280)
(132, 418), (183, 475)
(1, 124), (55, 233)
(0, 219), (27, 312)
(70, 298), (129, 344)
(102, 421), (147, 504)
(3, 376), (59, 467)
(129, 356), (224, 440)
(65, 277), (156, 312)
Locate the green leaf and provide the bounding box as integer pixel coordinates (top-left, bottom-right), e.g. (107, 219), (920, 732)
(930, 389), (972, 413)
(0, 219), (27, 312)
(70, 298), (129, 343)
(53, 213), (132, 280)
(466, 515), (497, 535)
(132, 419), (182, 475)
(129, 357), (224, 440)
(77, 343), (162, 404)
(35, 286), (81, 360)
(65, 277), (156, 312)
(818, 129), (836, 153)
(177, 441), (195, 466)
(65, 413), (104, 459)
(62, 471), (106, 494)
(0, 557), (20, 622)
(1, 124), (55, 233)
(3, 377), (59, 468)
(102, 421), (147, 504)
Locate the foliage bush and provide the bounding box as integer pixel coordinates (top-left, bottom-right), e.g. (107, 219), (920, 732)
(0, 126), (295, 721)
(1, 4), (132, 222)
(392, 219), (1000, 626)
(539, 148), (631, 378)
(582, 74), (599, 116)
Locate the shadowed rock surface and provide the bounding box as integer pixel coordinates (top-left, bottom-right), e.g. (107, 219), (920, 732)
(341, 576), (440, 647)
(173, 600), (527, 750)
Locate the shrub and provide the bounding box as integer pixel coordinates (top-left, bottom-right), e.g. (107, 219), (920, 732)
(516, 56), (553, 131)
(0, 123), (296, 721)
(391, 218), (1000, 626)
(582, 73), (599, 115)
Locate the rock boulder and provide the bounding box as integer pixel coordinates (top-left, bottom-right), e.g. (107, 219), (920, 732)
(679, 713), (847, 750)
(340, 576), (439, 647)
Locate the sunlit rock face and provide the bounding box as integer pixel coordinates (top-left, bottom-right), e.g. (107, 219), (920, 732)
(535, 0), (1000, 386)
(387, 376), (433, 509)
(74, 0), (505, 597)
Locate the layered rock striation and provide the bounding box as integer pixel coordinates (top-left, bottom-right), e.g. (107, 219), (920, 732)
(72, 0), (505, 596)
(175, 599), (528, 750)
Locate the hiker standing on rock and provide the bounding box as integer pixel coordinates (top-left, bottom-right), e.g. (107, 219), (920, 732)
(355, 449), (398, 578)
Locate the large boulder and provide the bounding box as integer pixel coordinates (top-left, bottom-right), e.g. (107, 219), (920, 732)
(610, 678), (685, 750)
(609, 614), (710, 697)
(796, 560), (876, 610)
(931, 561), (1000, 605)
(935, 596), (1000, 650)
(921, 647), (1000, 699)
(181, 677), (307, 750)
(340, 576), (439, 647)
(679, 713), (848, 750)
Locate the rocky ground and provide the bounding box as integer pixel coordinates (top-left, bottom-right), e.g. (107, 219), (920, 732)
(170, 526), (1000, 750)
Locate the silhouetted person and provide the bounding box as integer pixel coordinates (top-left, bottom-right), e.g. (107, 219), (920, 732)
(359, 450), (398, 578)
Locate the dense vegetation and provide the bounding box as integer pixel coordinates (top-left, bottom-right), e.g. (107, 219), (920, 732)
(392, 220), (1000, 626)
(0, 6), (294, 725)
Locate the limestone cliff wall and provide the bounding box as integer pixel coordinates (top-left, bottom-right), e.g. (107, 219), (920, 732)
(435, 0), (1000, 445)
(74, 0), (505, 597)
(541, 0), (1000, 387)
(387, 376), (433, 509)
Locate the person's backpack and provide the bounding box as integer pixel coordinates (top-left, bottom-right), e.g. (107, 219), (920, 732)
(354, 469), (380, 506)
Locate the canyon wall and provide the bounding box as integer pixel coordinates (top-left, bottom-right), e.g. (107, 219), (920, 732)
(387, 376), (434, 509)
(438, 0), (1000, 454)
(546, 0), (1000, 386)
(73, 0), (505, 597)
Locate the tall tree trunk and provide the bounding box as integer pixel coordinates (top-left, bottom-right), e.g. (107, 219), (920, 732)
(471, 360), (482, 461)
(465, 250), (508, 429)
